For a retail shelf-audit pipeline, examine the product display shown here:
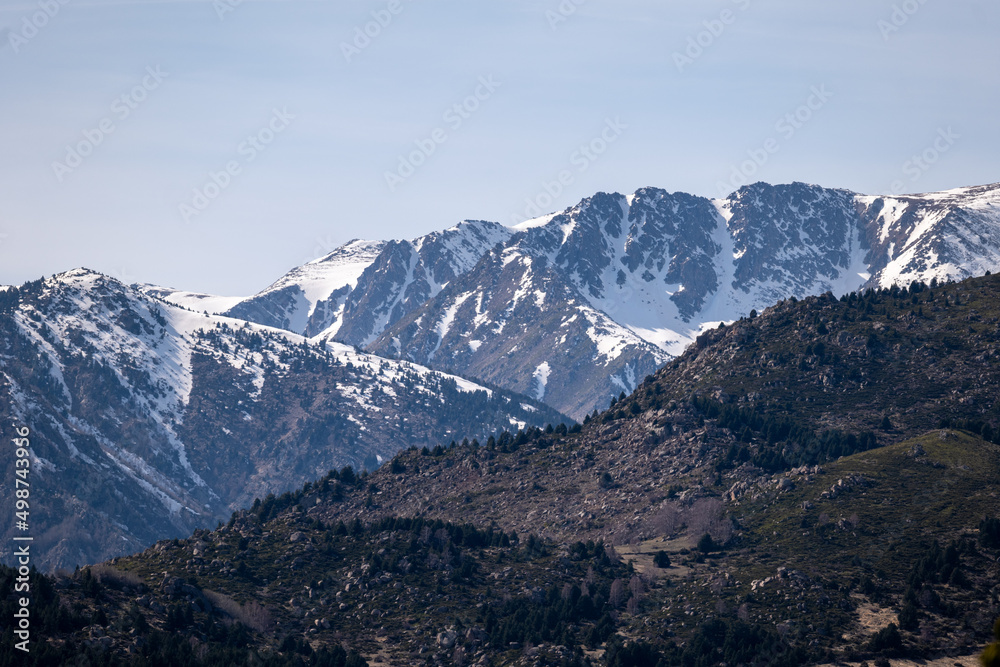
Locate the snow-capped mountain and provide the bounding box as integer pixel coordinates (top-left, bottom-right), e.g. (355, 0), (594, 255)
(146, 182), (1000, 420)
(223, 239), (388, 338)
(369, 244), (669, 421)
(858, 183), (1000, 287)
(0, 270), (566, 570)
(152, 221), (512, 347)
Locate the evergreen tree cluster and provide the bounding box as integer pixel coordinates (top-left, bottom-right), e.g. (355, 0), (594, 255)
(604, 617), (810, 667)
(906, 539), (971, 590)
(980, 516), (1000, 550)
(693, 396), (878, 472)
(897, 539), (972, 631)
(249, 466), (365, 523)
(482, 540), (622, 650)
(0, 285), (20, 315)
(415, 420), (583, 460)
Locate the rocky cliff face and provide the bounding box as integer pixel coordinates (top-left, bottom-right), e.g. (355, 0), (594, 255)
(369, 182), (1000, 418)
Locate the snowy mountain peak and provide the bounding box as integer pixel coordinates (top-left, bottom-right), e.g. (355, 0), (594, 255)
(56, 266), (102, 280)
(306, 238), (386, 266)
(140, 181), (1000, 420)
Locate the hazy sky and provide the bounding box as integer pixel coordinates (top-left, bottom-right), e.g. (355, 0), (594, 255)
(1, 0), (997, 295)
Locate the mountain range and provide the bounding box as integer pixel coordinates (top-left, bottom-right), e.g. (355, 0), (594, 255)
(0, 270), (565, 571)
(3, 179), (999, 575)
(150, 182), (1000, 419)
(11, 270), (1000, 666)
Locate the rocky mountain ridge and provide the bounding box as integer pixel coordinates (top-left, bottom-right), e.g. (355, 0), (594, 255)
(150, 182), (1000, 419)
(0, 270), (566, 570)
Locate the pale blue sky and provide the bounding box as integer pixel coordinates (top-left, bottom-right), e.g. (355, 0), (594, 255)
(1, 0), (997, 295)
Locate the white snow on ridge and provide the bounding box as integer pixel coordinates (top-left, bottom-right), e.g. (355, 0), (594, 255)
(453, 375), (492, 396)
(142, 239), (388, 339)
(320, 336), (493, 398)
(357, 249), (419, 348)
(24, 270), (241, 490)
(909, 183), (1000, 204)
(264, 239), (388, 331)
(315, 222), (512, 345)
(853, 196), (909, 244)
(563, 196), (741, 356)
(140, 286), (247, 315)
(610, 363), (637, 394)
(42, 269), (465, 418)
(510, 212), (559, 231)
(711, 198), (735, 224)
(809, 219), (871, 297)
(14, 268), (559, 531)
(575, 186), (996, 359)
(857, 185), (1000, 289)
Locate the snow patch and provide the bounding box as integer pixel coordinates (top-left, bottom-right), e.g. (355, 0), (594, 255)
(532, 362), (551, 401)
(510, 212), (559, 231)
(430, 292), (474, 360)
